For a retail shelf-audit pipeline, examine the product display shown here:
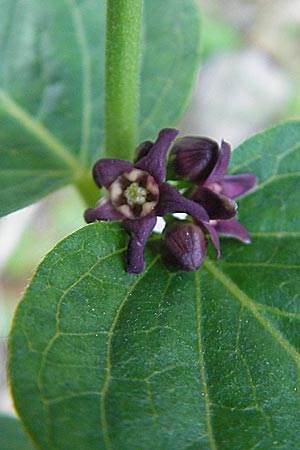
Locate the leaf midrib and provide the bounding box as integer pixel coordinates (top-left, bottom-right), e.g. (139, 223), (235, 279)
(66, 0), (92, 166)
(0, 89), (84, 176)
(195, 272), (217, 450)
(204, 257), (300, 369)
(100, 254), (161, 450)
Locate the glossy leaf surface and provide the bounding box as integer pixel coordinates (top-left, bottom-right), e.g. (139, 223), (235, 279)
(9, 122), (300, 449)
(0, 0), (200, 217)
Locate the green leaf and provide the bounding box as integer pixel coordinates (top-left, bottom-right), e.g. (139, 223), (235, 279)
(0, 0), (200, 218)
(10, 121), (300, 449)
(139, 0), (201, 140)
(0, 415), (36, 450)
(200, 13), (241, 59)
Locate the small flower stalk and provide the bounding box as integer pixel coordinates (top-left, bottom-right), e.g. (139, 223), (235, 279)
(85, 130), (257, 274)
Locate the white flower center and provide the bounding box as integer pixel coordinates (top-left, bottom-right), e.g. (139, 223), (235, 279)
(109, 168), (159, 219)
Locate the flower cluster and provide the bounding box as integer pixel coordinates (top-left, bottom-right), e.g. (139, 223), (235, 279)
(85, 129), (257, 274)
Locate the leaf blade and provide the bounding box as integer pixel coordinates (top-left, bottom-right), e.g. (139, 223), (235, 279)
(9, 121), (300, 448)
(0, 0), (201, 217)
(139, 0), (201, 140)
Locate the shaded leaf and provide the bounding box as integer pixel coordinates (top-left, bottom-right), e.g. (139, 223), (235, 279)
(139, 0), (201, 140)
(0, 415), (36, 450)
(9, 121), (300, 449)
(0, 0), (200, 217)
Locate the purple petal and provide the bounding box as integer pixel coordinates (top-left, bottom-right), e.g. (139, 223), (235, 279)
(214, 218), (251, 243)
(162, 222), (208, 271)
(93, 159), (133, 189)
(200, 221), (221, 259)
(135, 128), (179, 182)
(155, 183), (209, 222)
(219, 174), (258, 199)
(134, 140), (154, 163)
(157, 183), (220, 258)
(84, 200), (123, 223)
(207, 140), (231, 182)
(192, 186), (237, 220)
(171, 136), (219, 182)
(122, 216), (157, 274)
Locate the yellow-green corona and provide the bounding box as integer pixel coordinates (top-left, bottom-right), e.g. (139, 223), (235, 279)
(124, 182), (148, 206)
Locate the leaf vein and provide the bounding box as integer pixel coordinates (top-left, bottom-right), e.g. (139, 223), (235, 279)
(229, 154), (262, 174)
(221, 262), (300, 269)
(0, 169), (72, 176)
(66, 0), (92, 165)
(23, 244), (127, 354)
(100, 254), (161, 450)
(236, 344), (271, 432)
(195, 272), (217, 450)
(44, 391), (101, 405)
(140, 78), (173, 134)
(254, 172), (300, 193)
(145, 380), (159, 426)
(204, 258), (300, 368)
(250, 232), (300, 238)
(145, 362), (193, 381)
(256, 304), (300, 320)
(0, 89), (81, 173)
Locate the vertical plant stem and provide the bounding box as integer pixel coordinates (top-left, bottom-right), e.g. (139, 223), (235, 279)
(105, 0), (143, 159)
(75, 173), (100, 207)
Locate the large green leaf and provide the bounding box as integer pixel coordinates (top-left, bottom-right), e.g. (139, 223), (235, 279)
(0, 0), (200, 218)
(0, 415), (36, 450)
(9, 121), (300, 449)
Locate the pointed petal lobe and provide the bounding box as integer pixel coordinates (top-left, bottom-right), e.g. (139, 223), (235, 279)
(136, 128), (179, 182)
(214, 218), (251, 243)
(122, 216), (157, 274)
(200, 221), (221, 259)
(156, 183), (209, 222)
(84, 200), (123, 223)
(219, 174), (258, 199)
(208, 140), (231, 181)
(93, 159), (133, 188)
(192, 186), (237, 220)
(134, 140), (154, 163)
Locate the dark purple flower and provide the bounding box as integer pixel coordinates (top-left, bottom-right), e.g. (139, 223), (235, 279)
(211, 217), (252, 244)
(202, 139), (257, 243)
(171, 137), (238, 221)
(162, 221), (207, 271)
(170, 136), (219, 182)
(202, 140), (257, 202)
(172, 137), (257, 243)
(85, 129), (220, 274)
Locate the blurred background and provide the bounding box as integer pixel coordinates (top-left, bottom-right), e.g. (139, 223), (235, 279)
(1, 0), (300, 416)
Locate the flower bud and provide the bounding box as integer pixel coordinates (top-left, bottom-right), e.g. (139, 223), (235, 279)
(170, 136), (219, 182)
(134, 140), (154, 163)
(162, 222), (208, 271)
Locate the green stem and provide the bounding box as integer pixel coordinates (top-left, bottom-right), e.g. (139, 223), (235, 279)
(75, 173), (100, 207)
(105, 0), (143, 159)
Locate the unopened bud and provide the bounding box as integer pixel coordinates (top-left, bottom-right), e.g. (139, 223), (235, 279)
(134, 140), (154, 163)
(170, 137), (219, 182)
(162, 222), (208, 271)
